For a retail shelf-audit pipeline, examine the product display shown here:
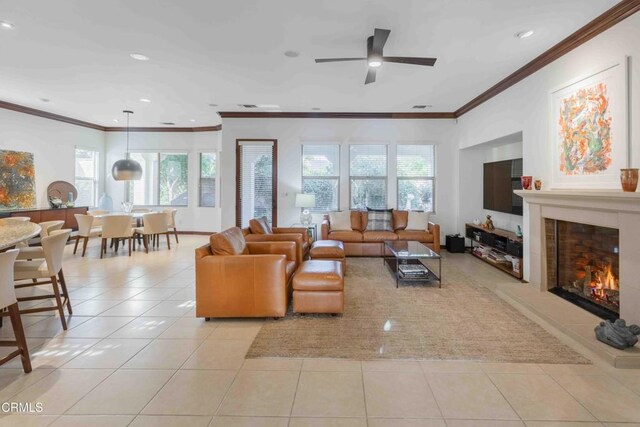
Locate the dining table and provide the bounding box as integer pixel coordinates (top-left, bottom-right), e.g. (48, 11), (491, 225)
(93, 212), (152, 227)
(0, 222), (42, 251)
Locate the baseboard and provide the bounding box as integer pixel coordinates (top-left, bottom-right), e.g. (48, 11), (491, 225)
(176, 231), (214, 235)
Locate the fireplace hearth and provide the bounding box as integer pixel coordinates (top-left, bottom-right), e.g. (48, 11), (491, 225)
(545, 219), (619, 321)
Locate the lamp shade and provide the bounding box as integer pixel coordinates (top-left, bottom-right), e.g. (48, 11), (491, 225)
(112, 158), (143, 181)
(295, 193), (316, 208)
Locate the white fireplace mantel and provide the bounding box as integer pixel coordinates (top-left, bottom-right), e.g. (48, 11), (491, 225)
(515, 189), (640, 324)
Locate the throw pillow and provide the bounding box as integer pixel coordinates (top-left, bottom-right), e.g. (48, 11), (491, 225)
(249, 216), (272, 234)
(329, 211), (352, 231)
(367, 210), (393, 232)
(406, 211), (430, 230)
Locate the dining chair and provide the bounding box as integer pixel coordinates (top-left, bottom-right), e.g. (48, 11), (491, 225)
(15, 220), (65, 259)
(13, 230), (73, 330)
(133, 212), (171, 253)
(87, 209), (109, 227)
(73, 214), (102, 257)
(0, 249), (31, 373)
(100, 215), (133, 258)
(163, 209), (179, 243)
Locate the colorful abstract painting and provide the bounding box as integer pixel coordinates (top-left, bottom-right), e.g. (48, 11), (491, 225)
(551, 58), (628, 189)
(558, 82), (612, 175)
(0, 150), (36, 208)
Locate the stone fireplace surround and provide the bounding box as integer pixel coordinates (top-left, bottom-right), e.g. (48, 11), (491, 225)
(515, 190), (640, 325)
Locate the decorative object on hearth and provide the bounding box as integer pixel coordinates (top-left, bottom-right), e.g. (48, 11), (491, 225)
(112, 110), (143, 181)
(295, 193), (316, 226)
(550, 57), (629, 189)
(520, 176), (532, 190)
(534, 179), (542, 190)
(0, 149), (36, 209)
(98, 193), (113, 211)
(482, 215), (495, 230)
(620, 168), (639, 192)
(594, 319), (640, 349)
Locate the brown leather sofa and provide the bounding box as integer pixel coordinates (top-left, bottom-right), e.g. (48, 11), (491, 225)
(242, 217), (310, 266)
(195, 227), (297, 318)
(321, 210), (440, 256)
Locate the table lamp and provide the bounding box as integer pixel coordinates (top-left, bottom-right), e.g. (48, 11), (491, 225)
(295, 193), (316, 226)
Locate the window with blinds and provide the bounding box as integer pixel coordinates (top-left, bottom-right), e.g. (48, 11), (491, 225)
(238, 141), (275, 227)
(199, 152), (216, 207)
(302, 145), (340, 212)
(350, 144), (387, 209)
(396, 144), (435, 212)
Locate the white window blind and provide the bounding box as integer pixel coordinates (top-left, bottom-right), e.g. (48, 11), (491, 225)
(238, 143), (274, 227)
(349, 144), (387, 209)
(396, 144), (435, 212)
(302, 144), (340, 212)
(74, 148), (99, 207)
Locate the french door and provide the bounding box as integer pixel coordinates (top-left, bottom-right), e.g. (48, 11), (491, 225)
(236, 139), (278, 227)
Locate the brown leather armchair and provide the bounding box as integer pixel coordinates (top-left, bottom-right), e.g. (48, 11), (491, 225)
(195, 227), (297, 318)
(241, 216), (310, 266)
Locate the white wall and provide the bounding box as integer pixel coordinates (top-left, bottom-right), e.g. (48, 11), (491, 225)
(220, 118), (457, 241)
(0, 108), (105, 208)
(105, 131), (221, 232)
(453, 13), (640, 281)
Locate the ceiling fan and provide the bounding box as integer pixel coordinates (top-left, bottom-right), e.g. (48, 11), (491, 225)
(315, 28), (437, 84)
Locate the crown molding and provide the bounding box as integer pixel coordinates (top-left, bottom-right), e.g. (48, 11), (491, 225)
(0, 100), (106, 131)
(454, 0), (640, 117)
(2, 2), (638, 127)
(218, 111), (456, 119)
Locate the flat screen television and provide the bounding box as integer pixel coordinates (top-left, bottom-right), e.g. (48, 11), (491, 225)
(483, 158), (523, 216)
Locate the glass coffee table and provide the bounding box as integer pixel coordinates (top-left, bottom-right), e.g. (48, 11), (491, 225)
(383, 240), (442, 288)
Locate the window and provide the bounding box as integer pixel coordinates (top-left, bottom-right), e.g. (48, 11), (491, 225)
(350, 144), (387, 209)
(74, 148), (99, 207)
(199, 152), (216, 207)
(302, 145), (340, 212)
(127, 152), (188, 206)
(397, 144), (435, 212)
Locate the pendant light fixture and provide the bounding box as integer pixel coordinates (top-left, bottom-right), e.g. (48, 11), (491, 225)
(111, 110), (142, 181)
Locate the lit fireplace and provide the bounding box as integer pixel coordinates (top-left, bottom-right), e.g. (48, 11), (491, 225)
(545, 219), (620, 320)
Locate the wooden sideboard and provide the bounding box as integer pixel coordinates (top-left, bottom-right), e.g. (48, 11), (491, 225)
(0, 207), (89, 231)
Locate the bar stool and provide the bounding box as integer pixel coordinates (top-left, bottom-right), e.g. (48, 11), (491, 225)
(13, 230), (73, 330)
(0, 249), (31, 373)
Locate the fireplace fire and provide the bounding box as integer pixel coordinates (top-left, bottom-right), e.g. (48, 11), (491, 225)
(545, 219), (620, 320)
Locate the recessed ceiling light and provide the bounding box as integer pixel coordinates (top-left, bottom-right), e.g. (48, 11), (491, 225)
(257, 104), (280, 109)
(113, 119), (119, 123)
(39, 98), (50, 103)
(190, 119), (196, 122)
(0, 21), (14, 30)
(284, 50), (299, 58)
(130, 53), (150, 61)
(368, 60), (382, 68)
(160, 122), (175, 125)
(515, 30), (534, 39)
(208, 103), (218, 107)
(238, 104), (257, 108)
(140, 98), (151, 103)
(412, 104), (432, 109)
(311, 107), (321, 111)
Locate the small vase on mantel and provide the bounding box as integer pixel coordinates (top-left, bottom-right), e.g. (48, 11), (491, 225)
(620, 168), (639, 192)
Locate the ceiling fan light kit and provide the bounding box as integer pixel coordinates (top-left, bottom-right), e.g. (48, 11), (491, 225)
(315, 28), (437, 84)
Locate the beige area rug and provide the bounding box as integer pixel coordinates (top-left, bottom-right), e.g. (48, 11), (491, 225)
(247, 258), (590, 363)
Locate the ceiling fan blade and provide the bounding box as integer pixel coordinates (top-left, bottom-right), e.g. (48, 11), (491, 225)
(372, 28), (391, 55)
(383, 56), (437, 66)
(315, 58), (366, 63)
(365, 68), (376, 84)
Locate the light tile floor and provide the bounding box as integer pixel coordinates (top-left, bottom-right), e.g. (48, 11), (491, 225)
(0, 236), (639, 426)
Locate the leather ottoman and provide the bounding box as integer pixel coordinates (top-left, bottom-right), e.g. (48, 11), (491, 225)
(292, 260), (344, 314)
(309, 240), (346, 273)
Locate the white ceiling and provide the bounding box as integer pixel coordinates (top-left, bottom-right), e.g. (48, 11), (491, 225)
(0, 0), (620, 126)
